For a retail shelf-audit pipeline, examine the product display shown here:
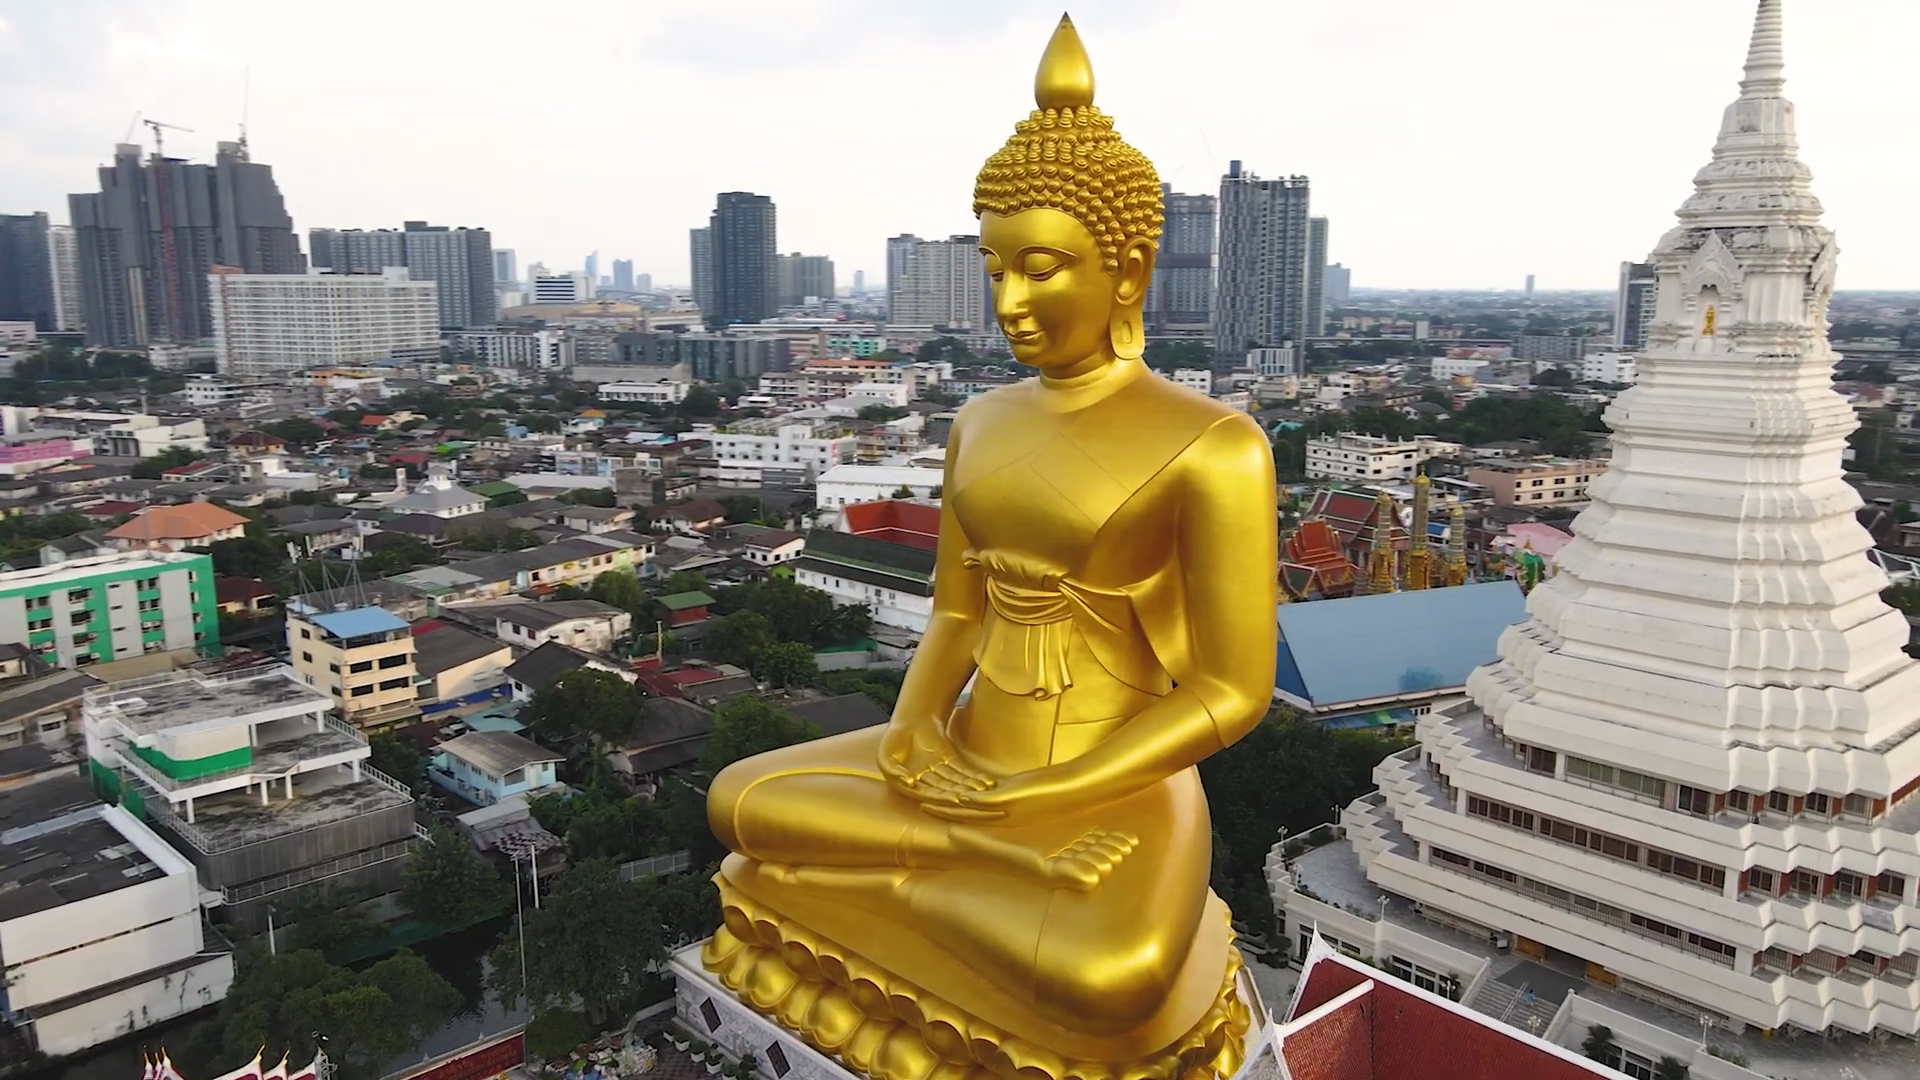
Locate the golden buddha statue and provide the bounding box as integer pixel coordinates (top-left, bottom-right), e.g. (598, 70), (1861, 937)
(702, 16), (1278, 1080)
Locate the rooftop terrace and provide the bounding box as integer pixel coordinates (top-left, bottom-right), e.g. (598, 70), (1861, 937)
(86, 665), (331, 735)
(0, 774), (170, 922)
(141, 765), (411, 854)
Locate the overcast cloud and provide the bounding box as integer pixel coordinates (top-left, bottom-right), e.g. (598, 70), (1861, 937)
(0, 0), (1913, 290)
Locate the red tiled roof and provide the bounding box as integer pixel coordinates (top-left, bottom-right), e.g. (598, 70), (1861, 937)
(215, 576), (276, 604)
(1278, 942), (1615, 1080)
(105, 502), (250, 542)
(843, 500), (940, 552)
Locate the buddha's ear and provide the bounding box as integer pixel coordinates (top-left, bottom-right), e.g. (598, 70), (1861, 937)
(1114, 236), (1154, 307)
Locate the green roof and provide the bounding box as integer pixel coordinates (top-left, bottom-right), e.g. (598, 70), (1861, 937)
(468, 481), (522, 498)
(656, 591), (717, 611)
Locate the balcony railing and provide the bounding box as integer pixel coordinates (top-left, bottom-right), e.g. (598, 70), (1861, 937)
(132, 762), (415, 856)
(221, 830), (425, 905)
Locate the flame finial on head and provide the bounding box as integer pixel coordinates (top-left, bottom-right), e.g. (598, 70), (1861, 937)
(1035, 15), (1095, 110)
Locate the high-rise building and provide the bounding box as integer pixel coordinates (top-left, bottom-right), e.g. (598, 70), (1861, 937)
(0, 213), (55, 331)
(885, 234), (920, 320)
(1525, 273), (1537, 297)
(1335, 0), (1920, 1038)
(1307, 216), (1330, 338)
(308, 228), (406, 275)
(635, 273), (653, 295)
(690, 227), (714, 316)
(853, 270), (866, 297)
(709, 192), (777, 329)
(612, 259), (634, 292)
(67, 140), (304, 347)
(890, 235), (991, 331)
(1213, 161), (1313, 354)
(1614, 260), (1657, 350)
(48, 224), (83, 333)
(584, 252), (600, 293)
(493, 249), (518, 289)
(399, 222), (495, 328)
(777, 253), (836, 307)
(1145, 186), (1215, 335)
(532, 272), (589, 305)
(209, 267), (440, 377)
(1324, 263), (1352, 308)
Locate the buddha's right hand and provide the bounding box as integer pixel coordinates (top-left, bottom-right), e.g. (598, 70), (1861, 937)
(878, 720), (997, 804)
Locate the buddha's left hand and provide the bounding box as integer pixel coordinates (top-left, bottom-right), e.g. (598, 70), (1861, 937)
(915, 764), (1079, 824)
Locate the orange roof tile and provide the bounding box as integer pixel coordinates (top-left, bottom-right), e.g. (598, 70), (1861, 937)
(105, 502), (250, 542)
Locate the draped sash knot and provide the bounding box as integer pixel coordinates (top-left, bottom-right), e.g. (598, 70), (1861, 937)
(964, 548), (1163, 699)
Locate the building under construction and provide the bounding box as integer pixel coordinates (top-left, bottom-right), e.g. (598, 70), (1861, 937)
(67, 136), (304, 348)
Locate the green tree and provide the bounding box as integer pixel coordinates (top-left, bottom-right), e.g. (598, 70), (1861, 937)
(488, 859), (664, 1027)
(1580, 1024), (1618, 1063)
(524, 1008), (593, 1060)
(679, 385), (722, 418)
(717, 377), (749, 402)
(588, 568), (647, 614)
(752, 641), (818, 688)
(403, 824), (509, 926)
(522, 668), (644, 745)
(659, 570), (711, 597)
(282, 884), (386, 956)
(705, 610), (777, 668)
(361, 536), (438, 577)
(561, 487), (617, 508)
(517, 412), (562, 433)
(130, 445), (208, 479)
(368, 732), (426, 788)
(1533, 366), (1575, 388)
(699, 697), (820, 776)
(745, 577), (837, 645)
(1143, 340), (1214, 371)
(1653, 1056), (1690, 1080)
(858, 404), (909, 422)
(175, 948), (459, 1080)
(208, 534), (289, 580)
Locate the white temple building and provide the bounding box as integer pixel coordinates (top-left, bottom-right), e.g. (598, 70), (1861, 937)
(1326, 0), (1920, 1040)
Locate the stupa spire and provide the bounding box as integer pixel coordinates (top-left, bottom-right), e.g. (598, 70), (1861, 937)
(1739, 0), (1787, 96)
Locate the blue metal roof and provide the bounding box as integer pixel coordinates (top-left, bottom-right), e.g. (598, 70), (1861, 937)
(1274, 580), (1527, 710)
(309, 606), (409, 639)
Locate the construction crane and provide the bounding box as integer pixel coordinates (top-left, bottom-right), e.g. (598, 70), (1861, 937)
(143, 119), (195, 345)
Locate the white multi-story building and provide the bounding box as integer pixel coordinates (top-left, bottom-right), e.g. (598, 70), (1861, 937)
(1334, 2), (1920, 1041)
(1164, 367), (1214, 395)
(758, 370), (863, 401)
(209, 268), (439, 377)
(1581, 351), (1639, 384)
(48, 223), (83, 334)
(1249, 346), (1300, 378)
(85, 667), (420, 934)
(1433, 356), (1492, 380)
(532, 272), (589, 304)
(1306, 433), (1460, 481)
(98, 415), (209, 458)
(700, 421), (856, 485)
(0, 773), (233, 1057)
(846, 382), (911, 408)
(815, 463), (944, 510)
(445, 327), (573, 370)
(889, 235), (990, 331)
(599, 380), (690, 405)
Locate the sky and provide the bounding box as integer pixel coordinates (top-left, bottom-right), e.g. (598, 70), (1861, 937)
(1, 0), (1916, 291)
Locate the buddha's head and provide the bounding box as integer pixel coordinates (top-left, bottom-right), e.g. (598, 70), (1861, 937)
(973, 16), (1162, 373)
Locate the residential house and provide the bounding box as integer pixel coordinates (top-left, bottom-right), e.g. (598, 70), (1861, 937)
(485, 600), (633, 654)
(560, 505), (634, 535)
(606, 697), (713, 791)
(636, 662), (756, 704)
(656, 591), (715, 628)
(431, 731), (563, 807)
(502, 640), (635, 701)
(0, 656), (96, 747)
(275, 518), (363, 557)
(657, 499), (728, 536)
(410, 620), (511, 712)
(715, 524), (806, 566)
(105, 503), (250, 553)
(841, 500), (939, 551)
(38, 532), (114, 565)
(213, 577), (276, 616)
(389, 465), (486, 519)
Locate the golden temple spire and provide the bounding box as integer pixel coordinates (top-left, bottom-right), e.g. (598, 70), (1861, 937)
(1034, 14), (1095, 110)
(1404, 471), (1434, 591)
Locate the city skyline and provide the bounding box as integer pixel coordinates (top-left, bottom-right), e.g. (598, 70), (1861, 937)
(0, 0), (1915, 290)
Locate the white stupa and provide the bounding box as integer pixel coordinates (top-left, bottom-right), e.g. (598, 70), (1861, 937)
(1347, 0), (1920, 1036)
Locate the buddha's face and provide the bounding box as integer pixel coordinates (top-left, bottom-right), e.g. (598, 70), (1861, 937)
(980, 209), (1124, 374)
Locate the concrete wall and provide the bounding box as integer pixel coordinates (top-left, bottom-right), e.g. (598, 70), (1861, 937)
(31, 952), (233, 1057)
(1549, 993), (1769, 1080)
(432, 648), (510, 702)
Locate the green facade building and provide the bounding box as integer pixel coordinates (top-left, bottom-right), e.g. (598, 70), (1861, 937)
(0, 550), (219, 668)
